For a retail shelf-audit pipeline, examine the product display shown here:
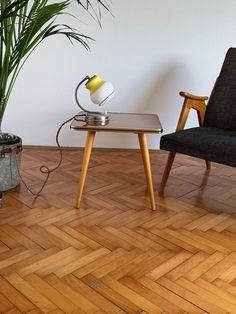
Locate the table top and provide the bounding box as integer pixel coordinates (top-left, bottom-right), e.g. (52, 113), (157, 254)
(70, 112), (163, 134)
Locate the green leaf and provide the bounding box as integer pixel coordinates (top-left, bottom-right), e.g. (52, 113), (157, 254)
(0, 0), (112, 126)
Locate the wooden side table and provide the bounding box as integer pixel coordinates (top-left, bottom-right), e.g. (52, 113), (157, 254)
(71, 112), (163, 210)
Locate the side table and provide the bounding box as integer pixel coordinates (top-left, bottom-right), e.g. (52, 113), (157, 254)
(71, 112), (163, 210)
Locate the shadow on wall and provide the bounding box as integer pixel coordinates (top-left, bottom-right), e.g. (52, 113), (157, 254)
(134, 62), (194, 136)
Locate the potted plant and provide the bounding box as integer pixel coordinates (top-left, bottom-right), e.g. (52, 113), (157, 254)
(0, 0), (110, 192)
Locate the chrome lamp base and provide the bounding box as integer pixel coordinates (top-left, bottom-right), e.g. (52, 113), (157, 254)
(85, 112), (109, 126)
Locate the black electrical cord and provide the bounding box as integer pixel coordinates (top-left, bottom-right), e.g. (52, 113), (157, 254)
(14, 112), (86, 199)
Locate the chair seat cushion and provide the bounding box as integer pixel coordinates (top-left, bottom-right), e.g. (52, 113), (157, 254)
(160, 127), (236, 167)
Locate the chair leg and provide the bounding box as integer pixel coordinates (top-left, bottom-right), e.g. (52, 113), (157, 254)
(206, 160), (211, 170)
(158, 152), (176, 196)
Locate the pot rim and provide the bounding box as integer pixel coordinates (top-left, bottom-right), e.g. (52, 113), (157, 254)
(0, 133), (22, 146)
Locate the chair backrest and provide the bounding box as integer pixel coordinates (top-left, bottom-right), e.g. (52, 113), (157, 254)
(204, 48), (236, 131)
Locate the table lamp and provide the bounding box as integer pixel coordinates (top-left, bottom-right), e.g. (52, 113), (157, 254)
(75, 75), (115, 125)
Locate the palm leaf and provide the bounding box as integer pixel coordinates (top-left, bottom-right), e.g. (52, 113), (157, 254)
(0, 0), (111, 127)
(0, 0), (28, 21)
(10, 2), (69, 68)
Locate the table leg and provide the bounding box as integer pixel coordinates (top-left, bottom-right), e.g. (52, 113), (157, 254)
(76, 131), (96, 208)
(138, 133), (156, 210)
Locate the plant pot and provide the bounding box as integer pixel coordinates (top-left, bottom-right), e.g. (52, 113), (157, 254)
(0, 133), (22, 191)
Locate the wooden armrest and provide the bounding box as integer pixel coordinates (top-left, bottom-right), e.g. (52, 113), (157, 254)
(180, 91), (208, 101)
(176, 92), (208, 131)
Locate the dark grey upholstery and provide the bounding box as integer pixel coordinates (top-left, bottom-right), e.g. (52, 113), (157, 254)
(204, 48), (236, 131)
(160, 48), (236, 167)
(161, 127), (236, 167)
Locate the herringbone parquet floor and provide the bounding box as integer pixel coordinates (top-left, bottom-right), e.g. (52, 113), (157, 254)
(1, 147), (236, 313)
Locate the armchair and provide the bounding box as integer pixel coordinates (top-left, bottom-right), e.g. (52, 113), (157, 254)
(159, 48), (236, 195)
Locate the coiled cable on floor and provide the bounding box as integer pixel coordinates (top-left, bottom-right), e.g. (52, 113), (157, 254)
(1, 112), (86, 203)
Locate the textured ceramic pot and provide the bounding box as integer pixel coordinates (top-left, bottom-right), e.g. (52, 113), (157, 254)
(0, 134), (22, 191)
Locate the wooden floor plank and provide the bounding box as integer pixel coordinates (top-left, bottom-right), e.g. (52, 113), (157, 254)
(0, 148), (235, 313)
(0, 276), (35, 312)
(63, 274), (123, 313)
(5, 273), (57, 312)
(176, 277), (236, 313)
(101, 275), (163, 313)
(45, 274), (99, 312)
(157, 277), (226, 314)
(81, 274), (142, 313)
(139, 276), (205, 314)
(120, 276), (183, 313)
(25, 273), (79, 312)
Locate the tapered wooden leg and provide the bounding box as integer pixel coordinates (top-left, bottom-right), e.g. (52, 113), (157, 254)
(206, 160), (211, 170)
(76, 131), (96, 208)
(158, 152), (176, 196)
(138, 133), (156, 210)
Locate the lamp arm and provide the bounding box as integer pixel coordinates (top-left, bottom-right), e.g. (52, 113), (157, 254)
(75, 76), (102, 115)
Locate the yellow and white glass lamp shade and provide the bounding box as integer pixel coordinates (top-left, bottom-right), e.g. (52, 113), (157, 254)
(75, 75), (115, 125)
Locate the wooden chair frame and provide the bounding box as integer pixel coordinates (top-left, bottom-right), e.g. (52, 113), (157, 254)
(158, 91), (210, 195)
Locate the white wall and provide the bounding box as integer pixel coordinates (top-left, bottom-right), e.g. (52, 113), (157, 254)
(3, 0), (236, 149)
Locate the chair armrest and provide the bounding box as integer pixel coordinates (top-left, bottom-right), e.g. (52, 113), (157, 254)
(180, 91), (208, 101)
(176, 91), (208, 131)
